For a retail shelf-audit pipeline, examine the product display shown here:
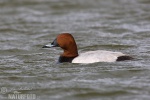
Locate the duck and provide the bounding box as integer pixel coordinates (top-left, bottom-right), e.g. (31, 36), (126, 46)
(42, 33), (133, 64)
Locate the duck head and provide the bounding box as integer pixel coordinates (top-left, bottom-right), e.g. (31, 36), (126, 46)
(43, 33), (78, 58)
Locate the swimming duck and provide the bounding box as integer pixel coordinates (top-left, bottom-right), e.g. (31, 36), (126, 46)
(42, 33), (132, 63)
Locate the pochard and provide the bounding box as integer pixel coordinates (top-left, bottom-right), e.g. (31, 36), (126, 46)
(42, 33), (133, 63)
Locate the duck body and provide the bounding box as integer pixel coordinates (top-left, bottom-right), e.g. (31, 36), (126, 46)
(72, 50), (127, 63)
(43, 33), (132, 64)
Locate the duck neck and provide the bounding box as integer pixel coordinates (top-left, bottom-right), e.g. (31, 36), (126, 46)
(59, 48), (78, 63)
(62, 49), (78, 58)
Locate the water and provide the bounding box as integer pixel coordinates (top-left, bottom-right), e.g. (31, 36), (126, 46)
(0, 0), (150, 100)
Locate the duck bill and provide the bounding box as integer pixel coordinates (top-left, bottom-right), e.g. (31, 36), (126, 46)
(42, 43), (55, 48)
(42, 38), (59, 48)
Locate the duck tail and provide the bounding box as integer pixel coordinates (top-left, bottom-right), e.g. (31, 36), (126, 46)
(116, 56), (133, 61)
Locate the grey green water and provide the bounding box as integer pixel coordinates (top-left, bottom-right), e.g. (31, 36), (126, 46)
(0, 0), (150, 100)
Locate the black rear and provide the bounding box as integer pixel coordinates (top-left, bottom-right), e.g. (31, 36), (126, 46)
(116, 56), (133, 61)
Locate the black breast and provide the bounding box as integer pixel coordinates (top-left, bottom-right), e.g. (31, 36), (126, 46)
(58, 56), (76, 63)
